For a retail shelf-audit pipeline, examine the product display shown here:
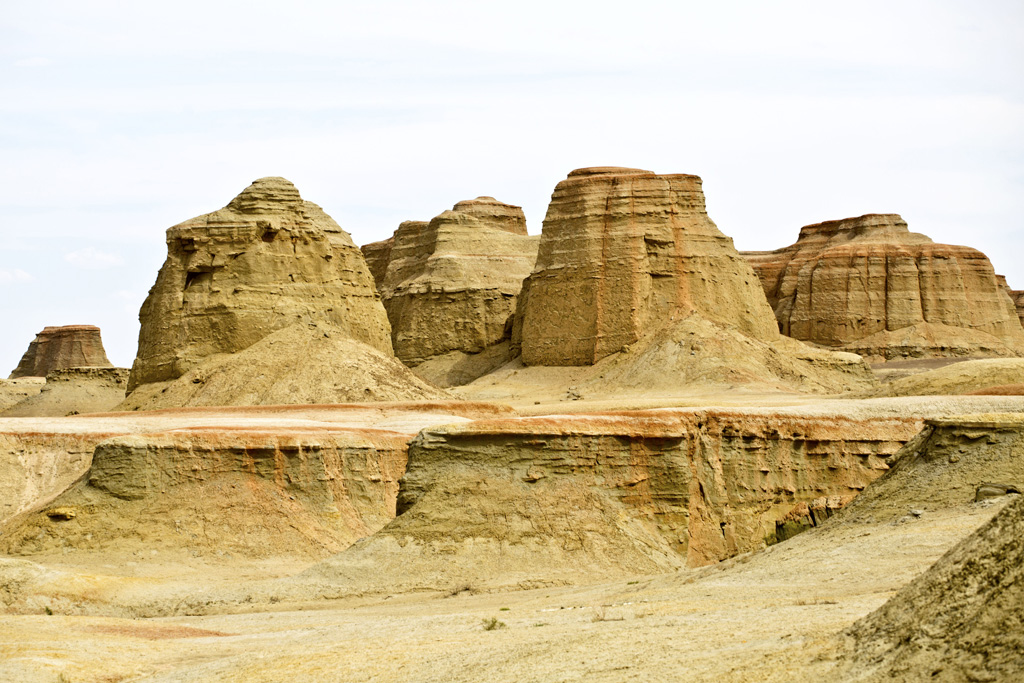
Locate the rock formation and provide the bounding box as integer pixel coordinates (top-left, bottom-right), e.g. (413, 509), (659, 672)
(127, 177), (392, 395)
(515, 168), (779, 366)
(1, 368), (129, 417)
(297, 410), (919, 595)
(0, 427), (411, 559)
(1007, 286), (1024, 329)
(743, 214), (1024, 360)
(0, 402), (511, 560)
(362, 197), (538, 373)
(9, 325), (113, 378)
(0, 378), (43, 412)
(837, 415), (1024, 682)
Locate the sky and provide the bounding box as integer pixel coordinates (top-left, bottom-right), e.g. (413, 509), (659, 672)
(1, 0), (1022, 371)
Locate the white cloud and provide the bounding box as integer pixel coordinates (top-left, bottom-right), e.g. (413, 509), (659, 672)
(0, 268), (33, 283)
(64, 247), (124, 269)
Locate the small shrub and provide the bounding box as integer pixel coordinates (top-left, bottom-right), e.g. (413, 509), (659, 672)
(446, 583), (473, 598)
(481, 617), (507, 631)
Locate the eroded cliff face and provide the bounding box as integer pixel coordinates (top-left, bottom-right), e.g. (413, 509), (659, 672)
(10, 326), (113, 379)
(516, 168), (778, 366)
(362, 198), (538, 368)
(400, 412), (917, 566)
(0, 431), (106, 524)
(0, 427), (410, 559)
(743, 214), (1024, 359)
(300, 409), (920, 596)
(128, 177), (392, 393)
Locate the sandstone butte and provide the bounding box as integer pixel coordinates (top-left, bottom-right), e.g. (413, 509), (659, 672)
(361, 197), (539, 368)
(514, 167), (779, 366)
(743, 214), (1024, 360)
(9, 325), (113, 379)
(126, 177), (393, 396)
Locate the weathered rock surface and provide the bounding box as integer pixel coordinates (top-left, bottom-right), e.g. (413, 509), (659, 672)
(0, 432), (102, 525)
(127, 177), (392, 395)
(516, 168), (778, 366)
(1, 368), (129, 417)
(0, 402), (511, 563)
(362, 197), (538, 372)
(0, 402), (511, 530)
(9, 325), (113, 379)
(743, 214), (1024, 360)
(118, 321), (447, 411)
(298, 410), (918, 594)
(879, 358), (1024, 397)
(0, 378), (44, 412)
(0, 428), (410, 560)
(1010, 290), (1024, 329)
(836, 415), (1024, 682)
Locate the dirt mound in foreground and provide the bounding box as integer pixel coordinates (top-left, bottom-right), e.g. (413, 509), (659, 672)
(118, 321), (448, 410)
(579, 315), (876, 396)
(841, 493), (1024, 681)
(879, 358), (1024, 397)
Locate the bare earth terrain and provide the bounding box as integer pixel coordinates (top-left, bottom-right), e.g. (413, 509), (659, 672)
(1, 394), (1021, 682)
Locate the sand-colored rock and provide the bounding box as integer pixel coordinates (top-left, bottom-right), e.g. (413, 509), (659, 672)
(516, 168), (779, 366)
(127, 177), (392, 395)
(0, 377), (44, 412)
(835, 416), (1024, 682)
(0, 402), (511, 564)
(9, 325), (113, 379)
(879, 358), (1024, 397)
(362, 198), (538, 371)
(743, 214), (1024, 359)
(0, 402), (511, 530)
(1010, 290), (1024, 328)
(575, 314), (876, 396)
(1, 368), (129, 417)
(118, 321), (447, 411)
(297, 410), (917, 595)
(0, 427), (410, 561)
(0, 432), (100, 525)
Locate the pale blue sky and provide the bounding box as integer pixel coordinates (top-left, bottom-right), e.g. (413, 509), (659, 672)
(2, 0), (1022, 370)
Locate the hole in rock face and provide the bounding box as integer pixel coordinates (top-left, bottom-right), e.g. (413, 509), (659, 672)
(184, 271), (212, 290)
(261, 230), (278, 243)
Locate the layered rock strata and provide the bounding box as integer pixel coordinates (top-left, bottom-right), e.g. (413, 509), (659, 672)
(0, 402), (511, 528)
(301, 410), (919, 595)
(743, 214), (1024, 359)
(127, 177), (392, 395)
(515, 168), (778, 366)
(0, 428), (410, 559)
(9, 325), (113, 378)
(362, 197), (538, 369)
